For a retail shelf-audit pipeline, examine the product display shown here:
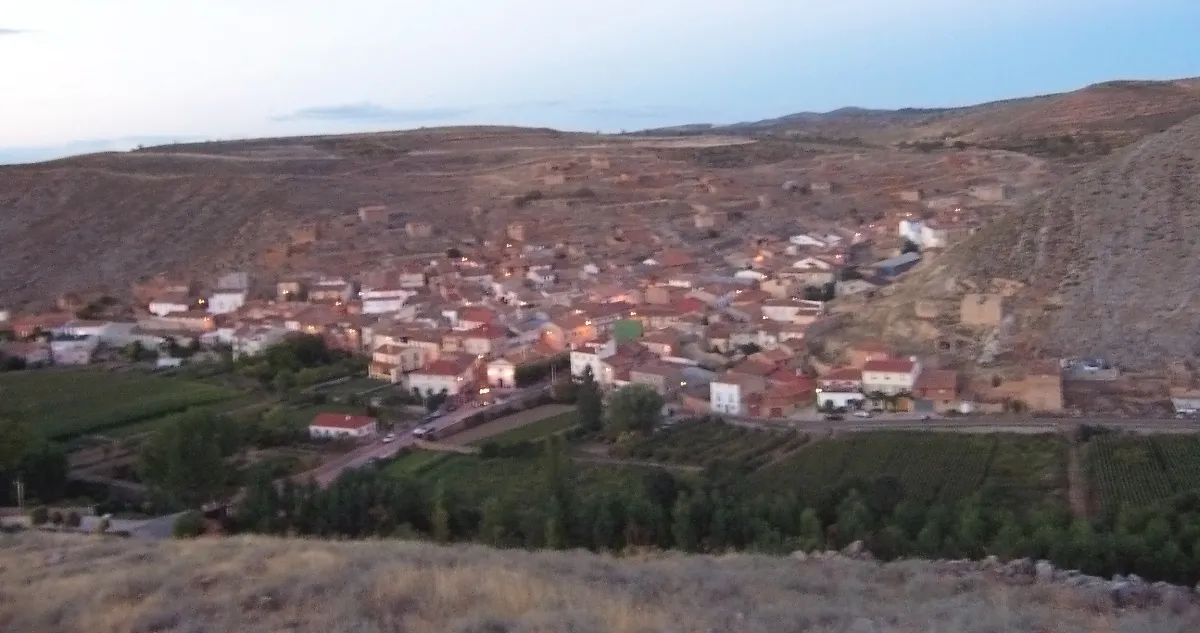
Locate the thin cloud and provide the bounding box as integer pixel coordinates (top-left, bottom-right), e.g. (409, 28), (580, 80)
(272, 103), (474, 123)
(0, 28), (28, 36)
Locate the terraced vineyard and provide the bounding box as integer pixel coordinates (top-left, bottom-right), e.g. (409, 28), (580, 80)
(0, 369), (237, 440)
(749, 432), (1069, 511)
(612, 419), (808, 471)
(1086, 435), (1200, 511)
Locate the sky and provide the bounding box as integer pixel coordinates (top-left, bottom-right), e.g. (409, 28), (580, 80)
(3, 0), (1200, 162)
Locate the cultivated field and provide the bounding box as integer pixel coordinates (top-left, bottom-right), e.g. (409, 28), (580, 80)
(749, 432), (1070, 511)
(445, 404), (576, 446)
(0, 370), (236, 440)
(1, 532), (1193, 633)
(1086, 435), (1200, 511)
(612, 418), (808, 470)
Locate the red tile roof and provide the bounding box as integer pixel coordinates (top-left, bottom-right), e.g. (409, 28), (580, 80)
(863, 358), (916, 374)
(417, 355), (476, 376)
(915, 369), (958, 394)
(310, 413), (376, 430)
(821, 367), (863, 382)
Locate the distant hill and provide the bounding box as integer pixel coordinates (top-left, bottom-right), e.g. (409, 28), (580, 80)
(680, 78), (1200, 153)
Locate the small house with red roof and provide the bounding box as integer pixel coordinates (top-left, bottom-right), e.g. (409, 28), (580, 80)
(308, 412), (378, 440)
(405, 353), (477, 396)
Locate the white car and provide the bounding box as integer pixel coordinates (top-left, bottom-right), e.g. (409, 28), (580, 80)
(381, 433), (396, 443)
(853, 410), (872, 418)
(412, 426), (430, 438)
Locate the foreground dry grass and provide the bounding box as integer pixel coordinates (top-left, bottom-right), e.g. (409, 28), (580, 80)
(0, 533), (1197, 633)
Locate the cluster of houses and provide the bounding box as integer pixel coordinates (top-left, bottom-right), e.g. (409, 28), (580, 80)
(1, 200), (1069, 418)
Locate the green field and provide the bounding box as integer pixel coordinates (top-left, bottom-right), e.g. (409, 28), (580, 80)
(476, 410), (580, 446)
(0, 370), (237, 440)
(612, 419), (808, 470)
(1086, 435), (1200, 511)
(748, 431), (1069, 511)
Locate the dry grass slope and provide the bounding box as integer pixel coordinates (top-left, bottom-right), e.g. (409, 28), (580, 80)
(1, 533), (1197, 633)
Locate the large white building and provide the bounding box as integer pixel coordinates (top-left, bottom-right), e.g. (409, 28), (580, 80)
(360, 287), (417, 315)
(206, 290), (247, 315)
(570, 338), (616, 381)
(862, 358), (922, 396)
(898, 219), (948, 250)
(405, 354), (476, 396)
(709, 374), (765, 416)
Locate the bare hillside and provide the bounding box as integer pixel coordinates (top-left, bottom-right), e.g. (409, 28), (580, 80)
(858, 113), (1200, 370)
(1, 533), (1195, 633)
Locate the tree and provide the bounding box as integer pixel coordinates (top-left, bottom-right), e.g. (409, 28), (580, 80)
(431, 485), (452, 543)
(901, 239), (921, 255)
(576, 366), (603, 432)
(65, 511), (81, 529)
(797, 507), (824, 552)
(604, 384), (663, 437)
(29, 506), (48, 526)
(49, 510), (63, 526)
(671, 493), (699, 552)
(445, 247), (463, 259)
(172, 511), (206, 538)
(272, 369), (296, 393)
(139, 410), (237, 506)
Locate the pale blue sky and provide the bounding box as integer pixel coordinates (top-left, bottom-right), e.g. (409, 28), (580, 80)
(2, 0), (1200, 162)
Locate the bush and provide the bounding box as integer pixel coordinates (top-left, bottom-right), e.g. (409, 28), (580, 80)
(172, 511), (206, 538)
(65, 511), (82, 528)
(49, 510), (63, 526)
(29, 506), (48, 526)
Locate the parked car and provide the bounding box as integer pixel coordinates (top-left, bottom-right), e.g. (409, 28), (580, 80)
(381, 433), (396, 444)
(853, 410), (872, 418)
(412, 426), (431, 438)
(824, 414), (844, 421)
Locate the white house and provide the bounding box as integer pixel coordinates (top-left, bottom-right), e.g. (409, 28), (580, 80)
(788, 234), (827, 248)
(207, 290), (247, 315)
(148, 298), (191, 316)
(709, 374), (765, 416)
(525, 265), (557, 286)
(308, 413), (378, 440)
(0, 309), (10, 324)
(487, 357), (517, 388)
(733, 269), (768, 282)
(51, 319), (136, 343)
(570, 338), (616, 381)
(862, 358), (922, 396)
(899, 219), (948, 250)
(405, 354), (476, 397)
(50, 337), (98, 365)
(231, 325), (290, 360)
(360, 287), (416, 315)
(761, 299), (824, 325)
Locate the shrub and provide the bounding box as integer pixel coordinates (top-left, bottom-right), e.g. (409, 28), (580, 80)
(49, 510), (63, 526)
(172, 511), (206, 538)
(29, 506), (49, 526)
(65, 511), (82, 528)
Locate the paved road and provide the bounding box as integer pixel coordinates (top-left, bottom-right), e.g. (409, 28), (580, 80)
(302, 386), (546, 487)
(735, 414), (1200, 434)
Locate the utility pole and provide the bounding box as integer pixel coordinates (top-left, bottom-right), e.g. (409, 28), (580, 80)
(14, 479), (24, 514)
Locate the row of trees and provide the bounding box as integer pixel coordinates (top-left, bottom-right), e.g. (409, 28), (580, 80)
(574, 368), (664, 438)
(0, 417), (68, 506)
(230, 418), (1200, 586)
(236, 335), (364, 392)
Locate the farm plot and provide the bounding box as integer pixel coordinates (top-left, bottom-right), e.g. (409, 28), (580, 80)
(613, 419), (807, 470)
(749, 432), (1068, 512)
(0, 370), (237, 440)
(1087, 435), (1200, 511)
